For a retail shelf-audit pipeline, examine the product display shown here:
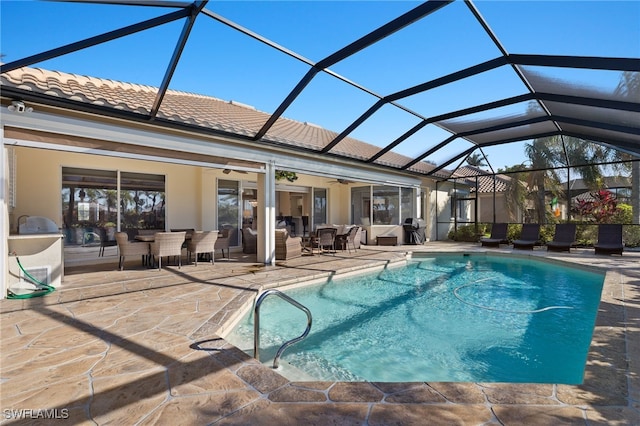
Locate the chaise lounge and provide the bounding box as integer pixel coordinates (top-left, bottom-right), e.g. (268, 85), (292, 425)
(546, 223), (577, 252)
(512, 223), (540, 250)
(480, 223), (508, 247)
(594, 223), (624, 255)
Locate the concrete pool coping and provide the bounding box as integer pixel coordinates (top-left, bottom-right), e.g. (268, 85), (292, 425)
(1, 243), (638, 425)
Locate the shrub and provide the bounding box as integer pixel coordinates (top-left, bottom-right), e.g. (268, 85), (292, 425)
(611, 203), (633, 224)
(623, 225), (640, 248)
(538, 224), (556, 244)
(575, 223), (598, 247)
(448, 224), (487, 242)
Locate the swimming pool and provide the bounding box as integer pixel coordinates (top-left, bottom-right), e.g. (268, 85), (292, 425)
(225, 253), (605, 384)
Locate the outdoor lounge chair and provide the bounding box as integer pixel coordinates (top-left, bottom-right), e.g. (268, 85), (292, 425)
(546, 223), (576, 252)
(275, 229), (302, 260)
(480, 223), (508, 247)
(241, 227), (257, 254)
(186, 230), (218, 266)
(150, 231), (186, 270)
(115, 232), (150, 270)
(512, 223), (540, 250)
(594, 223), (624, 255)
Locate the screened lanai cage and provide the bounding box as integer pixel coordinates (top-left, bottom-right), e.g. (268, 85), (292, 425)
(1, 0), (639, 249)
(442, 152), (639, 248)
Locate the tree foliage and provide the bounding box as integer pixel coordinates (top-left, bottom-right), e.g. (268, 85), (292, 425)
(574, 189), (618, 223)
(465, 152), (487, 167)
(275, 170), (298, 182)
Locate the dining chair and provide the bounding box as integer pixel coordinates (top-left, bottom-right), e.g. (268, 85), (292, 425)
(214, 228), (232, 259)
(98, 226), (117, 257)
(187, 230), (218, 266)
(149, 231), (186, 270)
(338, 226), (360, 253)
(115, 232), (150, 270)
(315, 227), (337, 255)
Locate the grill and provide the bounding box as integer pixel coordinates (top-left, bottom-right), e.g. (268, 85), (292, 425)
(403, 218), (426, 245)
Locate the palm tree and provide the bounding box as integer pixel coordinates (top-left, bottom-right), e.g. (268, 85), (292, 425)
(524, 137), (563, 223)
(466, 152), (487, 168)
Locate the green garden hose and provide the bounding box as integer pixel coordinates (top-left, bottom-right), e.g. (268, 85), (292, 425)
(6, 256), (55, 299)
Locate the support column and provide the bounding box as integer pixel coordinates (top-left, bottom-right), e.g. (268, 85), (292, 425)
(257, 162), (276, 265)
(633, 160), (640, 225)
(1, 136), (8, 299)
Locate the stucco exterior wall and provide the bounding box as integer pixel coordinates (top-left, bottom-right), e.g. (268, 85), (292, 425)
(10, 147), (203, 233)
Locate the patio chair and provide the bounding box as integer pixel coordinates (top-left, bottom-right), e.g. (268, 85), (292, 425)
(98, 226), (117, 257)
(337, 226), (359, 253)
(275, 229), (302, 260)
(512, 223), (540, 250)
(594, 224), (624, 255)
(214, 228), (231, 259)
(546, 223), (577, 252)
(186, 230), (218, 266)
(315, 227), (337, 255)
(150, 231), (186, 270)
(241, 227), (257, 254)
(115, 232), (150, 271)
(171, 228), (195, 248)
(480, 223), (508, 247)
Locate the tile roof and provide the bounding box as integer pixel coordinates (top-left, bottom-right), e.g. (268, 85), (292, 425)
(453, 165), (512, 193)
(1, 66), (439, 177)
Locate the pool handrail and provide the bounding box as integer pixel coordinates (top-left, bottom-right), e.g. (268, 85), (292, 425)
(254, 289), (313, 369)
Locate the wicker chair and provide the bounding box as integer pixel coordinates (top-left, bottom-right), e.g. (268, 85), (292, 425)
(186, 231), (218, 266)
(275, 229), (302, 260)
(214, 228), (232, 259)
(241, 227), (257, 254)
(149, 231), (186, 270)
(337, 226), (360, 253)
(315, 227), (337, 255)
(115, 232), (150, 271)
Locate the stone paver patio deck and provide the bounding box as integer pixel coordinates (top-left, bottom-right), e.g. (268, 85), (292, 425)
(1, 243), (638, 425)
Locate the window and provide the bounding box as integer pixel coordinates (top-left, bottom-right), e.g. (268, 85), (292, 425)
(61, 168), (165, 246)
(373, 185), (399, 225)
(119, 172), (165, 231)
(218, 179), (240, 247)
(400, 187), (415, 223)
(351, 185), (415, 225)
(313, 188), (327, 227)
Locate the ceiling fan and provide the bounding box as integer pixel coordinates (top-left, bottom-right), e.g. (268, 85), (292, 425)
(328, 178), (355, 185)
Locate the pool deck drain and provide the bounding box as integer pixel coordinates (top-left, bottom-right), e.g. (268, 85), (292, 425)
(1, 243), (638, 425)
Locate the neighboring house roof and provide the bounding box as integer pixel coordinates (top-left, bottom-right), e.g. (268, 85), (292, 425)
(566, 176), (632, 191)
(452, 165), (512, 193)
(1, 66), (443, 178)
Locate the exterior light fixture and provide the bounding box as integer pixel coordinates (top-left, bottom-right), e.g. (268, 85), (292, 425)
(7, 101), (33, 113)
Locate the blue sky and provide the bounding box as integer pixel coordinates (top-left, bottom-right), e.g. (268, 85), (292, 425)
(2, 0), (639, 171)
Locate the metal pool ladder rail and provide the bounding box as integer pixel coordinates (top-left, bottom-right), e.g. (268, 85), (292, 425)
(254, 289), (312, 368)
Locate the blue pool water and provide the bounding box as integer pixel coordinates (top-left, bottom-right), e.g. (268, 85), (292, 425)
(226, 254), (605, 384)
